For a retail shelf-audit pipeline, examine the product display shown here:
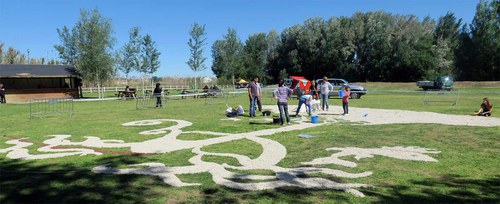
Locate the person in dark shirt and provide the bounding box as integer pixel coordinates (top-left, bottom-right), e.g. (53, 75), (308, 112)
(474, 97), (492, 116)
(154, 83), (163, 108)
(0, 83), (6, 104)
(248, 77), (260, 117)
(310, 80), (319, 100)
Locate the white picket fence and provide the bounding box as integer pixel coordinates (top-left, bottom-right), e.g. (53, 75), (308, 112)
(82, 85), (191, 93)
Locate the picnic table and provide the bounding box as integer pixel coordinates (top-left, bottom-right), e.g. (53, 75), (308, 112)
(117, 89), (136, 99)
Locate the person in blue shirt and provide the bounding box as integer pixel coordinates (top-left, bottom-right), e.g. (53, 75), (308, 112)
(295, 94), (312, 117)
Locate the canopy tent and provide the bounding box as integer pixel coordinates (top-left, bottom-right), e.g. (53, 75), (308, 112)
(288, 76), (311, 95)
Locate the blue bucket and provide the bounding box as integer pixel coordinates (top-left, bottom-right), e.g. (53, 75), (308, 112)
(338, 90), (344, 97)
(311, 115), (319, 123)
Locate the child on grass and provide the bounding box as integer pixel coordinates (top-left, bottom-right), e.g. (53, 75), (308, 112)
(342, 85), (350, 115)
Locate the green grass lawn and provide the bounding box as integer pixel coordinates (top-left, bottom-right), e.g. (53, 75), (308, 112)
(0, 85), (499, 203)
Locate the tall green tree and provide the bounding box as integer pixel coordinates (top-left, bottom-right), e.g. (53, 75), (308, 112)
(54, 26), (79, 65)
(5, 47), (20, 64)
(140, 34), (161, 91)
(264, 30), (281, 81)
(187, 22), (207, 90)
(242, 32), (268, 82)
(433, 12), (462, 77)
(211, 28), (243, 84)
(458, 0), (499, 80)
(117, 27), (141, 84)
(54, 8), (115, 98)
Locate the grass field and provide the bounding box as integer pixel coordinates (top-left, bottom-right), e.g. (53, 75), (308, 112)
(0, 83), (499, 203)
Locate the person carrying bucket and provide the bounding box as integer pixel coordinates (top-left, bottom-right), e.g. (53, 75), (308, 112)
(295, 94), (312, 117)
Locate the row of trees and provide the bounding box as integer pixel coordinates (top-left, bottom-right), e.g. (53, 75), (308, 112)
(54, 8), (161, 97)
(54, 8), (207, 95)
(116, 27), (161, 91)
(212, 0), (499, 83)
(0, 43), (60, 65)
(5, 7), (207, 95)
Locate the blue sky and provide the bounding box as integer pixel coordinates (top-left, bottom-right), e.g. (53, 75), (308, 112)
(0, 0), (478, 77)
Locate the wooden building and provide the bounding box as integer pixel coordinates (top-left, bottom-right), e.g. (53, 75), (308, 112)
(0, 64), (81, 102)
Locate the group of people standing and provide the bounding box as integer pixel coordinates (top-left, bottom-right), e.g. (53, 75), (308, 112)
(248, 76), (352, 126)
(298, 76), (351, 116)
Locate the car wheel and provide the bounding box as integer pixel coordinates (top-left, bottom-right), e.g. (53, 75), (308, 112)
(350, 93), (359, 99)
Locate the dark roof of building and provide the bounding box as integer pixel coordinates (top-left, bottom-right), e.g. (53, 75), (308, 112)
(0, 64), (80, 78)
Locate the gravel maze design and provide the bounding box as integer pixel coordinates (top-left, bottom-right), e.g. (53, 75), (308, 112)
(0, 119), (441, 197)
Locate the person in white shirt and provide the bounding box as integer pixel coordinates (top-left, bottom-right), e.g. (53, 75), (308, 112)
(319, 76), (333, 111)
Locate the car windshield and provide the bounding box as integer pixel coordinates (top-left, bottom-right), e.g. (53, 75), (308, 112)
(334, 80), (345, 86)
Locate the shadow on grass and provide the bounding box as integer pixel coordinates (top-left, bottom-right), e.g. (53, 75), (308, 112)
(199, 186), (351, 204)
(364, 174), (500, 203)
(0, 156), (165, 204)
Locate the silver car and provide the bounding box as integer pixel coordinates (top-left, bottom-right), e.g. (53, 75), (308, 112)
(315, 78), (367, 99)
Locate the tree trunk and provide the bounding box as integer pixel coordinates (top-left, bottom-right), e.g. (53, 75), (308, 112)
(232, 74), (235, 91)
(141, 73), (145, 95)
(96, 73), (102, 99)
(194, 73), (197, 92)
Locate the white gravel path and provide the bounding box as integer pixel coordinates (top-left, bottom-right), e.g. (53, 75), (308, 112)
(4, 106), (493, 197)
(262, 105), (500, 127)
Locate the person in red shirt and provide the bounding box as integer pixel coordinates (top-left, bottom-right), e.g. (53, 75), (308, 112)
(342, 85), (350, 115)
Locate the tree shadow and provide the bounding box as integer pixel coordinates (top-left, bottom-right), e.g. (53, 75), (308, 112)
(197, 186), (351, 204)
(0, 156), (166, 204)
(364, 174), (500, 203)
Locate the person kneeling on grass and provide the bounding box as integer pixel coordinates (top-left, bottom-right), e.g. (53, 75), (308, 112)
(473, 97), (492, 117)
(295, 94), (312, 117)
(226, 105), (244, 117)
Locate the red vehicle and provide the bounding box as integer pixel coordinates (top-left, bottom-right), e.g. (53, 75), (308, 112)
(285, 76), (311, 98)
